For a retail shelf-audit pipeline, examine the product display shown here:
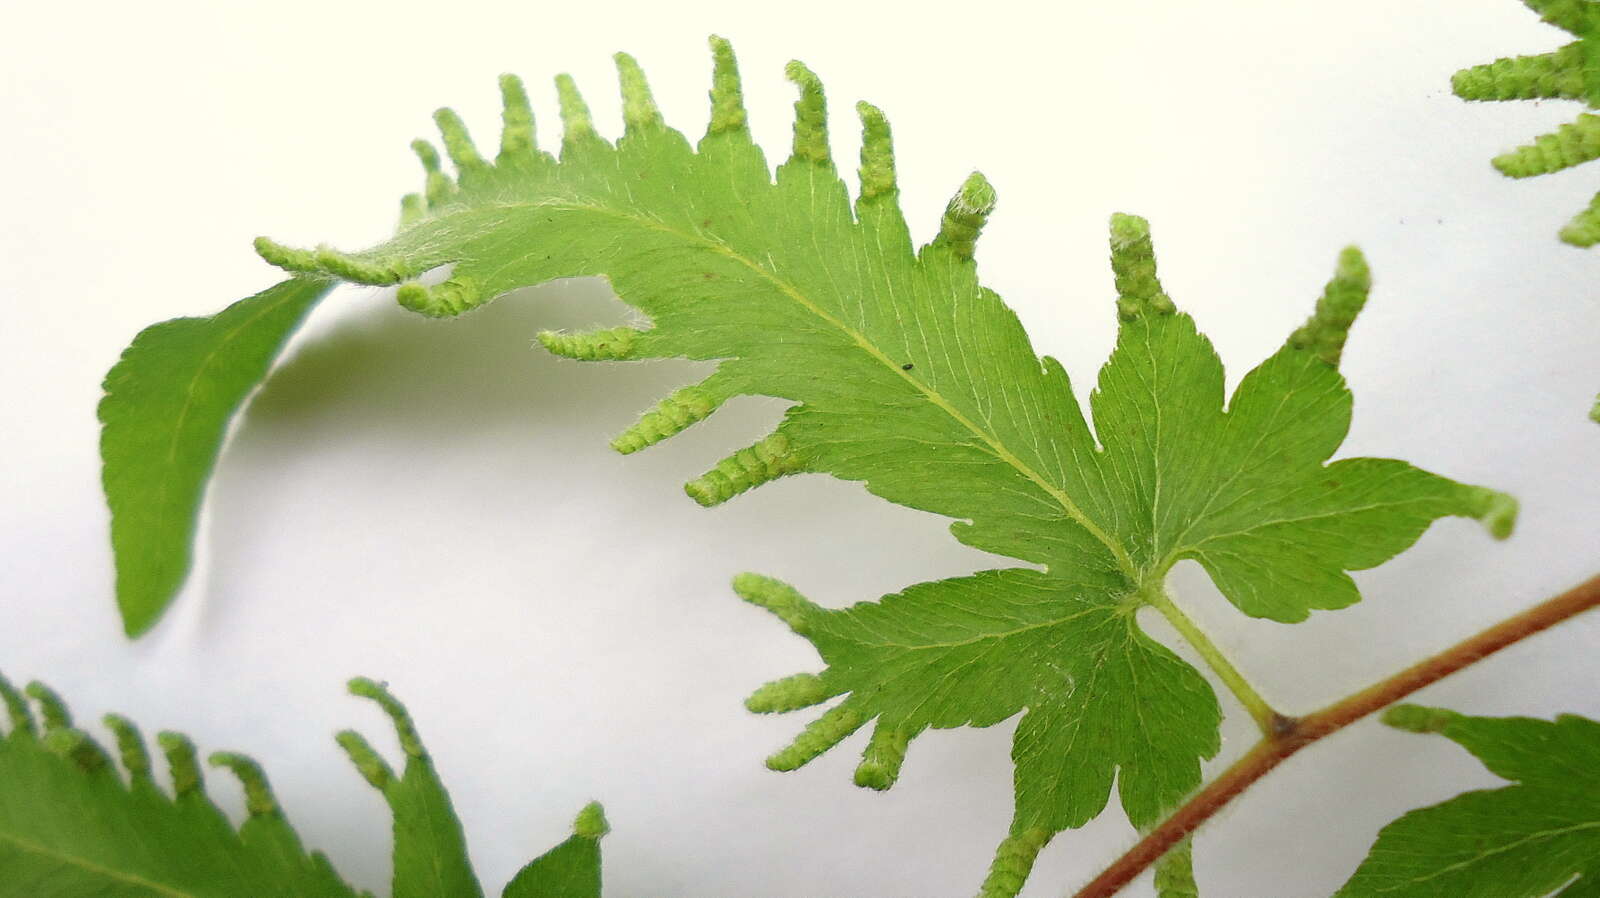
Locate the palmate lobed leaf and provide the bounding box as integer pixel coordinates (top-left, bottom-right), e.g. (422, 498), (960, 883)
(1336, 704), (1600, 898)
(246, 38), (1518, 894)
(0, 672), (605, 897)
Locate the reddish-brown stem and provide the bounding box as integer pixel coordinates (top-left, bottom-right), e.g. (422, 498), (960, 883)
(1072, 572), (1600, 898)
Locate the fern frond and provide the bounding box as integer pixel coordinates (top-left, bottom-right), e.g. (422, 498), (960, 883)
(0, 672), (606, 897)
(1454, 0), (1600, 245)
(247, 40), (1515, 894)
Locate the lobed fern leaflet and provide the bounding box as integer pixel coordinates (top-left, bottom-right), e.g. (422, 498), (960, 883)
(99, 276), (336, 635)
(228, 38), (1519, 895)
(0, 672), (606, 897)
(1338, 703), (1600, 898)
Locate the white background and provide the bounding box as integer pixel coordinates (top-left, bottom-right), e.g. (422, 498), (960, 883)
(4, 1), (1600, 895)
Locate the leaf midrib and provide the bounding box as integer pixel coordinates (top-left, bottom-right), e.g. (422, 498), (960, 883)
(151, 280), (321, 534)
(0, 828), (192, 897)
(852, 603), (1109, 653)
(460, 196), (1143, 582)
(1373, 817), (1600, 891)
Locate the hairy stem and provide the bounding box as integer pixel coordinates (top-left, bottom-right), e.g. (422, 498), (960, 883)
(1074, 572), (1600, 898)
(1146, 585), (1281, 735)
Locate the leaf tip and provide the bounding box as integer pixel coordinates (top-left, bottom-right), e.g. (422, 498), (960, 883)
(336, 729), (396, 791)
(745, 672), (832, 713)
(1381, 703), (1460, 734)
(399, 192), (427, 227)
(0, 672), (35, 738)
(1108, 211), (1149, 246)
(44, 727), (113, 775)
(208, 751), (281, 817)
(684, 433), (807, 506)
(764, 703), (868, 772)
(785, 59), (831, 166)
(498, 72), (537, 161)
(610, 381), (726, 454)
(930, 172), (996, 262)
(979, 829), (1053, 898)
(555, 73), (601, 149)
(615, 51), (663, 132)
(254, 236), (320, 273)
(573, 801), (610, 839)
(706, 35), (748, 136)
(853, 724), (910, 791)
(732, 572), (819, 633)
(433, 107), (488, 174)
(410, 138), (457, 205)
(1286, 245), (1371, 366)
(102, 713), (152, 782)
(24, 681), (71, 731)
(1558, 191), (1600, 246)
(157, 730), (205, 797)
(538, 326), (642, 361)
(312, 246), (408, 285)
(1108, 212), (1175, 320)
(1471, 488), (1519, 540)
(347, 677), (427, 760)
(397, 277), (486, 318)
(856, 101), (897, 202)
(411, 138), (443, 174)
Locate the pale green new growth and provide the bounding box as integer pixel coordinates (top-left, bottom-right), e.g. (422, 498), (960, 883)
(102, 713), (151, 782)
(1338, 705), (1600, 897)
(504, 802), (609, 898)
(1455, 0), (1600, 245)
(243, 39), (1516, 895)
(611, 380), (730, 454)
(1154, 839), (1199, 898)
(856, 102), (896, 199)
(1287, 246), (1371, 366)
(707, 37), (746, 135)
(539, 326), (640, 361)
(1109, 212), (1175, 320)
(684, 432), (807, 507)
(498, 74), (536, 160)
(786, 61), (830, 165)
(208, 752), (279, 816)
(979, 828), (1051, 898)
(574, 801), (610, 839)
(158, 730), (203, 797)
(0, 672), (607, 898)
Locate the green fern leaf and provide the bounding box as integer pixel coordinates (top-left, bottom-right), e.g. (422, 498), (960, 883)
(0, 672), (605, 897)
(1453, 0), (1600, 245)
(242, 40), (1518, 895)
(98, 276), (335, 636)
(1336, 704), (1600, 897)
(503, 802), (608, 898)
(240, 40), (1517, 894)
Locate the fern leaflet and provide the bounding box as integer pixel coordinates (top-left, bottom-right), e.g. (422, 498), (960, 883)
(1337, 704), (1600, 897)
(236, 39), (1517, 894)
(99, 277), (335, 635)
(0, 673), (606, 897)
(1454, 0), (1600, 246)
